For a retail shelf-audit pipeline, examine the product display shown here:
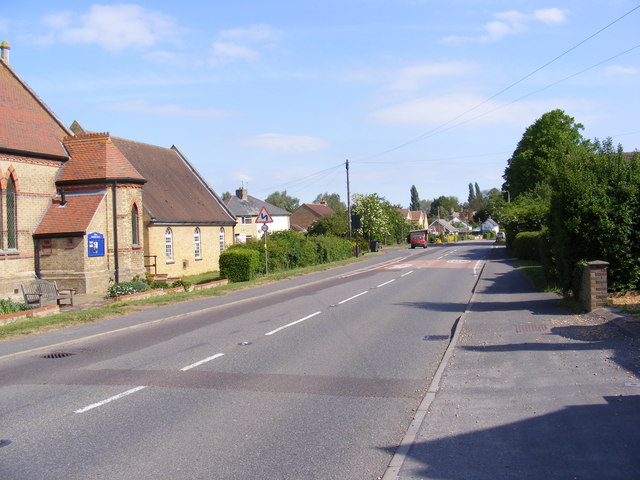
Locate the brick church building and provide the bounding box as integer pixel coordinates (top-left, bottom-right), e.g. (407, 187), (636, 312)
(0, 41), (235, 298)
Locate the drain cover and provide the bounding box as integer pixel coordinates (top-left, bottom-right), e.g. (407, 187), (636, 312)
(41, 352), (75, 359)
(516, 324), (550, 333)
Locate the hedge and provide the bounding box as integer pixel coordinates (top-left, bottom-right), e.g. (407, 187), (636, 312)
(219, 249), (261, 282)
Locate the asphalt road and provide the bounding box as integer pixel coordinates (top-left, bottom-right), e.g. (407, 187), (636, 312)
(0, 242), (492, 479)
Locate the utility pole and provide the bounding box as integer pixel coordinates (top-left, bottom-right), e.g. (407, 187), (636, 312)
(346, 159), (351, 241)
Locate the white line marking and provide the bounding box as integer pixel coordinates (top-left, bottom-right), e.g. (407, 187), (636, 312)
(338, 291), (368, 305)
(401, 270), (414, 277)
(265, 311), (322, 336)
(377, 279), (396, 288)
(341, 257), (410, 277)
(75, 386), (147, 414)
(180, 353), (225, 371)
(473, 260), (483, 275)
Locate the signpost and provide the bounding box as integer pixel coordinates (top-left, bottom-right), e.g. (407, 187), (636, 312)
(255, 207), (273, 274)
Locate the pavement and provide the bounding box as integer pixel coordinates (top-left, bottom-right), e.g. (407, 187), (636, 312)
(4, 245), (640, 478)
(388, 246), (640, 480)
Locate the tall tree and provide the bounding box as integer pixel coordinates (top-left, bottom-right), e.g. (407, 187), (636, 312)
(409, 185), (420, 211)
(430, 196), (460, 219)
(503, 109), (591, 199)
(265, 190), (300, 212)
(467, 183), (475, 205)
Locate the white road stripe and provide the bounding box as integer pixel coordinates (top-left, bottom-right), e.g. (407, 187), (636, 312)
(401, 270), (414, 277)
(75, 386), (147, 414)
(180, 353), (225, 371)
(265, 311), (322, 336)
(377, 279), (396, 288)
(338, 291), (368, 305)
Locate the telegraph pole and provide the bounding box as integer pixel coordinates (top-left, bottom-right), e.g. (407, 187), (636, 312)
(346, 159), (352, 241)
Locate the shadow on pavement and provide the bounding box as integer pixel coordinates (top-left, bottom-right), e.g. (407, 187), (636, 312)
(381, 395), (640, 480)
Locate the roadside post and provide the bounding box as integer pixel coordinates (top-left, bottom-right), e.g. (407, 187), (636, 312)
(255, 207), (273, 274)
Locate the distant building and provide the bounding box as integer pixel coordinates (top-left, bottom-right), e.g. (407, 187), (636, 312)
(290, 202), (334, 232)
(225, 188), (290, 242)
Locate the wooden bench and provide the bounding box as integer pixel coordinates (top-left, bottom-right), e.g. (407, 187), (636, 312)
(21, 279), (75, 308)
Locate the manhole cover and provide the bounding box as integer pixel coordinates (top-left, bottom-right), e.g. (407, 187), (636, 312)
(41, 352), (75, 359)
(423, 335), (450, 341)
(515, 324), (550, 333)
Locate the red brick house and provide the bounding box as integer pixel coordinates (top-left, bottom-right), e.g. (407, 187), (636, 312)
(290, 202), (334, 232)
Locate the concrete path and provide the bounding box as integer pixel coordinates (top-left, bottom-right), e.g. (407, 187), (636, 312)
(392, 246), (640, 479)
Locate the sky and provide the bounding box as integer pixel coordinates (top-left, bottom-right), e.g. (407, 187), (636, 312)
(1, 1), (639, 208)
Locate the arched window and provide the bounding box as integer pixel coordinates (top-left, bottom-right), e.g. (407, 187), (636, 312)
(6, 176), (17, 249)
(131, 204), (139, 245)
(165, 228), (173, 262)
(219, 228), (225, 252)
(194, 227), (201, 259)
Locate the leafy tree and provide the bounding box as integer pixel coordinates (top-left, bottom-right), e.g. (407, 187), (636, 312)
(429, 195), (460, 219)
(312, 192), (346, 212)
(382, 202), (409, 244)
(467, 183), (475, 205)
(352, 193), (392, 241)
(474, 188), (504, 223)
(221, 191), (231, 201)
(418, 199), (431, 214)
(265, 190), (300, 212)
(499, 184), (552, 247)
(307, 211), (348, 237)
(409, 185), (420, 211)
(503, 109), (592, 199)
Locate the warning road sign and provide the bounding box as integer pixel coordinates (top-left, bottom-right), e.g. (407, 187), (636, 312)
(256, 207), (273, 223)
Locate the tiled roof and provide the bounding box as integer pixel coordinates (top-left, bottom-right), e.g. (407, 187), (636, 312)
(303, 203), (334, 217)
(59, 133), (146, 183)
(0, 60), (71, 159)
(110, 137), (236, 225)
(34, 192), (106, 236)
(226, 194), (290, 217)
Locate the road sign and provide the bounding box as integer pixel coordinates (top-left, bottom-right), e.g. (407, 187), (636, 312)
(256, 207), (273, 223)
(261, 224), (269, 232)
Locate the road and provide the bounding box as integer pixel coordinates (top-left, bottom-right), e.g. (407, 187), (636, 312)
(0, 241), (492, 479)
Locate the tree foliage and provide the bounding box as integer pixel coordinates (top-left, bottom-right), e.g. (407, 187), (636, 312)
(307, 211), (348, 237)
(429, 195), (460, 218)
(410, 185), (420, 211)
(265, 190), (300, 212)
(503, 109), (591, 199)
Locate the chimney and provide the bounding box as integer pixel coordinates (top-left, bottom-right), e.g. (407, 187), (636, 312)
(236, 187), (247, 200)
(0, 41), (10, 64)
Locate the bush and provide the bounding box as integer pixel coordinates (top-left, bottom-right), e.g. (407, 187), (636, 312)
(107, 279), (151, 297)
(310, 235), (352, 262)
(0, 298), (29, 315)
(219, 248), (261, 282)
(512, 231), (544, 261)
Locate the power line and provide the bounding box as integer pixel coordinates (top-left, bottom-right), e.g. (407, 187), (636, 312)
(352, 3), (640, 164)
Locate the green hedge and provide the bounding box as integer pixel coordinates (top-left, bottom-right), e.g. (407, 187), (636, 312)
(310, 235), (352, 262)
(512, 231), (545, 261)
(219, 248), (261, 282)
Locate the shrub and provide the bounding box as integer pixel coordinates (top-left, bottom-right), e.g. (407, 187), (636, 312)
(107, 279), (151, 297)
(512, 231), (545, 261)
(310, 235), (352, 262)
(219, 248), (261, 282)
(0, 298), (29, 315)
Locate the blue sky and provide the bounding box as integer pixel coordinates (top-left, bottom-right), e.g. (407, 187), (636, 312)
(2, 1), (638, 208)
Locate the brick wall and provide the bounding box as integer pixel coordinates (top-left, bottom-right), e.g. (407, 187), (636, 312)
(580, 260), (609, 312)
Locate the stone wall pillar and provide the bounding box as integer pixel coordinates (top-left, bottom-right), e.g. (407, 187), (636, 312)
(580, 260), (609, 312)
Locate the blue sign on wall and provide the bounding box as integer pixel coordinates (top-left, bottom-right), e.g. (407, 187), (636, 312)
(88, 232), (105, 257)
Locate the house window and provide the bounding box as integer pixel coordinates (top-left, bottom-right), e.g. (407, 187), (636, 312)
(219, 228), (225, 252)
(65, 238), (75, 249)
(194, 227), (201, 259)
(40, 238), (52, 255)
(242, 216), (252, 224)
(131, 204), (140, 245)
(6, 176), (17, 249)
(165, 228), (173, 262)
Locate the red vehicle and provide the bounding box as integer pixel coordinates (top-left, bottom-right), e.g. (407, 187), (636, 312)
(409, 229), (428, 249)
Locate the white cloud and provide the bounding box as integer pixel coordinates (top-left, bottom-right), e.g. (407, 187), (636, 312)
(218, 24), (282, 43)
(210, 42), (258, 64)
(387, 62), (476, 92)
(442, 7), (569, 44)
(209, 23), (282, 65)
(43, 4), (182, 52)
(604, 65), (637, 75)
(369, 92), (589, 128)
(244, 133), (329, 152)
(106, 100), (236, 118)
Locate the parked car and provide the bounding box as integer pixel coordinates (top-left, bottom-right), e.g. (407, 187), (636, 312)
(496, 231), (505, 241)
